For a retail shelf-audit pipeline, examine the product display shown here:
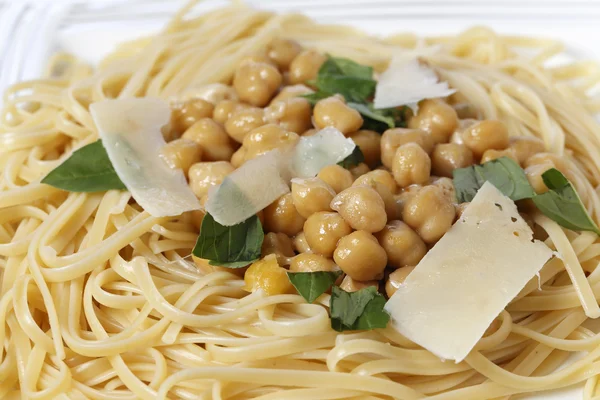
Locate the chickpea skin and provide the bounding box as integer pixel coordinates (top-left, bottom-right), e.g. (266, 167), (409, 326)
(317, 165), (354, 193)
(330, 186), (387, 232)
(509, 136), (546, 164)
(159, 138), (202, 175)
(334, 230), (387, 281)
(461, 120), (509, 158)
(267, 38), (302, 70)
(403, 185), (456, 243)
(431, 143), (474, 177)
(385, 266), (416, 298)
(264, 97), (312, 133)
(225, 107), (265, 143)
(347, 130), (381, 168)
(408, 99), (459, 144)
(339, 276), (379, 293)
(289, 50), (327, 85)
(289, 253), (338, 273)
(392, 143), (431, 188)
(263, 193), (306, 236)
(233, 61), (282, 107)
(188, 161), (234, 199)
(303, 211), (352, 257)
(313, 96), (363, 135)
(291, 177), (336, 218)
(182, 118), (236, 161)
(376, 221), (427, 268)
(381, 128), (434, 169)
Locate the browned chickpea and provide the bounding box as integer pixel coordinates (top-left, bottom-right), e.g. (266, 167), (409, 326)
(291, 177), (336, 219)
(289, 50), (327, 84)
(303, 211), (352, 257)
(263, 193), (306, 236)
(347, 130), (381, 168)
(376, 221), (426, 269)
(339, 276), (379, 292)
(333, 230), (387, 281)
(267, 38), (303, 70)
(349, 162), (370, 179)
(293, 232), (311, 253)
(289, 253), (338, 273)
(480, 148), (519, 164)
(431, 143), (474, 177)
(159, 138), (202, 176)
(353, 170), (397, 193)
(233, 62), (282, 107)
(392, 143), (431, 188)
(431, 177), (456, 204)
(403, 185), (456, 243)
(313, 96), (363, 135)
(509, 136), (546, 164)
(182, 118), (236, 162)
(188, 161), (234, 199)
(264, 97), (312, 133)
(381, 128), (434, 169)
(331, 185), (387, 232)
(213, 100), (245, 125)
(408, 99), (459, 144)
(317, 165), (354, 193)
(242, 124), (299, 161)
(461, 120), (509, 158)
(271, 84), (314, 103)
(225, 107), (265, 143)
(385, 266), (415, 298)
(171, 99), (215, 135)
(262, 232), (295, 266)
(352, 178), (398, 220)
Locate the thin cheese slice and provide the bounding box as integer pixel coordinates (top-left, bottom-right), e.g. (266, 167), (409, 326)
(385, 182), (553, 362)
(90, 98), (201, 217)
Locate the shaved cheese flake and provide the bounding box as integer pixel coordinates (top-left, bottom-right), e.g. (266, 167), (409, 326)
(206, 150), (290, 226)
(91, 98), (201, 217)
(373, 55), (455, 113)
(385, 182), (553, 362)
(291, 127), (356, 178)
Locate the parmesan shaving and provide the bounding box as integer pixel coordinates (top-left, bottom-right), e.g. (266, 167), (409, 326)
(290, 127), (355, 178)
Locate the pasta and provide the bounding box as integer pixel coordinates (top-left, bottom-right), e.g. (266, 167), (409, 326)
(2, 2), (600, 399)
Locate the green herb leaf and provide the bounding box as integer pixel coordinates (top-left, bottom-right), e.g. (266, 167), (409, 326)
(347, 102), (395, 129)
(452, 157), (535, 203)
(532, 169), (600, 235)
(287, 270), (343, 303)
(192, 213), (264, 268)
(315, 76), (376, 103)
(41, 140), (126, 192)
(337, 146), (365, 169)
(302, 91), (333, 106)
(318, 56), (374, 80)
(330, 286), (390, 332)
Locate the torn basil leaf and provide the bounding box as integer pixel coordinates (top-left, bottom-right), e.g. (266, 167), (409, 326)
(337, 146), (364, 169)
(453, 157), (535, 203)
(41, 140), (126, 192)
(330, 286), (390, 332)
(318, 56), (374, 80)
(287, 270), (343, 303)
(533, 169), (600, 235)
(192, 213), (264, 268)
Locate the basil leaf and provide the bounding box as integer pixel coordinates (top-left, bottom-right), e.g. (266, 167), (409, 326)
(192, 213), (264, 268)
(347, 102), (394, 129)
(337, 146), (365, 169)
(318, 56), (374, 80)
(302, 91), (333, 106)
(41, 140), (126, 192)
(532, 169), (600, 235)
(453, 157), (535, 203)
(315, 75), (376, 103)
(287, 270), (343, 303)
(330, 286), (389, 332)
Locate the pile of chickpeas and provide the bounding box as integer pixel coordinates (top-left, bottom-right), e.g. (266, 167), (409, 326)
(160, 38), (568, 299)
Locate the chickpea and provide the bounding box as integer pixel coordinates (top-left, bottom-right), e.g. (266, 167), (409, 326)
(261, 232), (295, 266)
(242, 124), (299, 161)
(263, 193), (306, 236)
(193, 255), (245, 277)
(313, 96), (363, 135)
(402, 185), (456, 243)
(293, 232), (311, 253)
(339, 276), (379, 293)
(352, 178), (398, 220)
(453, 103), (480, 120)
(182, 118), (236, 161)
(171, 99), (215, 135)
(431, 143), (474, 177)
(381, 128), (434, 169)
(461, 120), (509, 158)
(353, 170), (397, 193)
(480, 148), (519, 164)
(302, 128), (318, 137)
(244, 254), (293, 295)
(230, 147), (246, 168)
(159, 138), (202, 175)
(183, 83), (238, 105)
(238, 53), (275, 67)
(394, 184), (422, 215)
(408, 99), (458, 144)
(431, 177), (457, 204)
(213, 100), (245, 125)
(455, 202), (470, 219)
(267, 38), (302, 70)
(525, 161), (554, 194)
(330, 185), (387, 232)
(188, 161), (234, 198)
(291, 177), (336, 218)
(303, 211), (352, 257)
(333, 230), (387, 281)
(376, 221), (426, 268)
(349, 163), (370, 179)
(525, 152), (569, 172)
(347, 130), (381, 168)
(233, 61), (282, 107)
(289, 50), (327, 84)
(317, 165), (354, 193)
(509, 136), (546, 164)
(271, 84), (313, 103)
(392, 143), (431, 188)
(385, 266), (415, 298)
(289, 253), (338, 273)
(450, 119), (478, 145)
(225, 107), (265, 143)
(264, 97), (312, 133)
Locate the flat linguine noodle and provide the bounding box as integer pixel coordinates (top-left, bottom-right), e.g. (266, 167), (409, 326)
(2, 2), (600, 399)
